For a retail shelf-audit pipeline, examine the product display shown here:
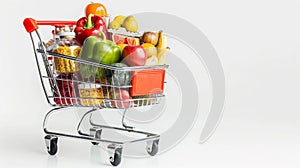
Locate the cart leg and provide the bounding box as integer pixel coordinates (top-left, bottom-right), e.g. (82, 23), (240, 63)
(90, 127), (102, 145)
(108, 144), (123, 166)
(45, 135), (58, 155)
(121, 109), (134, 130)
(76, 108), (98, 136)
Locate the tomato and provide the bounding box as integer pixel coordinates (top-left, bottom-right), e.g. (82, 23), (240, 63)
(85, 3), (108, 17)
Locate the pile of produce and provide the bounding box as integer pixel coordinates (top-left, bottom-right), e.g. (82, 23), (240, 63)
(49, 2), (169, 107)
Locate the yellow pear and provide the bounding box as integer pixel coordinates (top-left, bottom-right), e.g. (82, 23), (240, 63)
(109, 20), (121, 30)
(114, 15), (126, 24)
(122, 15), (138, 32)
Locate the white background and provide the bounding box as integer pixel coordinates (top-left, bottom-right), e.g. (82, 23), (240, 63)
(0, 0), (299, 167)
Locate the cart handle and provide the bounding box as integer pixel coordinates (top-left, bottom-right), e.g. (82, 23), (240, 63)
(23, 18), (77, 33)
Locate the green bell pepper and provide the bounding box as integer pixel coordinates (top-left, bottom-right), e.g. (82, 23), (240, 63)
(79, 32), (121, 79)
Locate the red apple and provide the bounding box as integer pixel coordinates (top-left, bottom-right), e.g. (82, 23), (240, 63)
(111, 89), (132, 108)
(122, 45), (147, 66)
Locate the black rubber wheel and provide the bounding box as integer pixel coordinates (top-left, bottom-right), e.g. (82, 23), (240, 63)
(110, 148), (122, 166)
(91, 129), (102, 145)
(147, 139), (159, 156)
(91, 141), (99, 145)
(45, 136), (58, 155)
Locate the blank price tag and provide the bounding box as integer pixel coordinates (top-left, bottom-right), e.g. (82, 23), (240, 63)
(131, 69), (165, 96)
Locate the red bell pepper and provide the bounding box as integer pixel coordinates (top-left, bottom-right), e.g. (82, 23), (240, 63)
(74, 14), (108, 45)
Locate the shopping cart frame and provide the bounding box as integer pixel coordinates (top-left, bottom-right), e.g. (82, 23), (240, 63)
(24, 18), (167, 166)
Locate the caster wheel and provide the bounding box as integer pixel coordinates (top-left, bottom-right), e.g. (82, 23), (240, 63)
(91, 142), (99, 145)
(45, 135), (58, 155)
(147, 139), (159, 156)
(109, 148), (122, 166)
(108, 144), (122, 166)
(90, 128), (102, 145)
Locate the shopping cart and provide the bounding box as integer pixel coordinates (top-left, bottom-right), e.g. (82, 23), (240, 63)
(23, 18), (168, 166)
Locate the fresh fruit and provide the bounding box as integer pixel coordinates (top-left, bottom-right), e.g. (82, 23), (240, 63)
(108, 15), (126, 30)
(141, 43), (157, 57)
(112, 34), (127, 44)
(117, 44), (128, 52)
(111, 89), (132, 108)
(156, 31), (167, 49)
(112, 34), (140, 46)
(109, 20), (121, 30)
(114, 15), (126, 24)
(122, 16), (138, 32)
(145, 56), (159, 66)
(141, 31), (159, 45)
(85, 3), (108, 17)
(122, 46), (147, 66)
(157, 47), (170, 65)
(126, 37), (140, 46)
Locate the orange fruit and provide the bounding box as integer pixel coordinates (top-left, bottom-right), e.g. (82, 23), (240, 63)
(85, 3), (108, 17)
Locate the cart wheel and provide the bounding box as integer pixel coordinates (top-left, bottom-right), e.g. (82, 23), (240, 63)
(91, 142), (98, 145)
(108, 144), (122, 166)
(45, 135), (58, 155)
(147, 139), (159, 156)
(91, 129), (102, 145)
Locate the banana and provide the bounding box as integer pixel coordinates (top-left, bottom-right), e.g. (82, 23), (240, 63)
(157, 47), (170, 65)
(156, 31), (168, 49)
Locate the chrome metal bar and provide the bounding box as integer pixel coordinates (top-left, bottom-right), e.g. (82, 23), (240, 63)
(121, 109), (134, 130)
(43, 107), (64, 130)
(122, 135), (160, 144)
(76, 108), (98, 136)
(30, 32), (51, 104)
(42, 76), (133, 88)
(37, 49), (168, 71)
(36, 30), (61, 98)
(43, 107), (123, 144)
(89, 115), (158, 136)
(44, 129), (124, 145)
(43, 106), (159, 146)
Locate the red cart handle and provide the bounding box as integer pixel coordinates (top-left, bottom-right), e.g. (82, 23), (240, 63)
(23, 18), (77, 33)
